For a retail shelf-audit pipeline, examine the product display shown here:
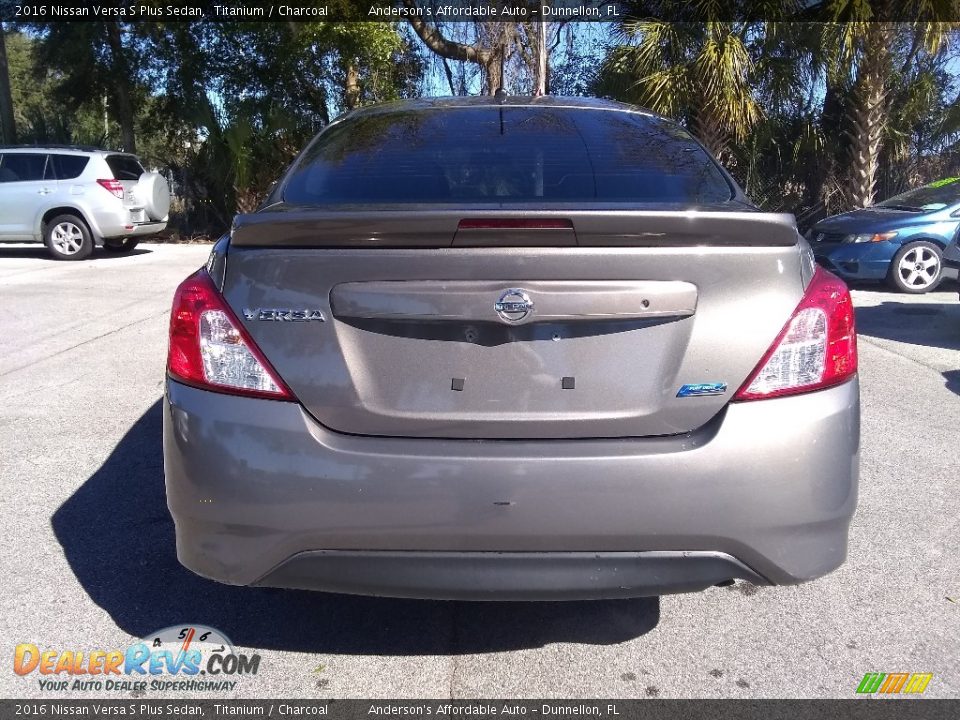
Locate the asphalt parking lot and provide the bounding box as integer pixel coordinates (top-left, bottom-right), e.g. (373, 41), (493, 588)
(1, 242), (958, 699)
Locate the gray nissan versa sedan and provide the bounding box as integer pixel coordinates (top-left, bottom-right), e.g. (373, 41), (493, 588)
(163, 97), (860, 600)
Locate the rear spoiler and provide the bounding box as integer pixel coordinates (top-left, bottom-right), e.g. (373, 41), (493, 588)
(230, 207), (800, 248)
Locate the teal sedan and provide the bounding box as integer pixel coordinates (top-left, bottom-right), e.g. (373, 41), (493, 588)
(808, 178), (960, 293)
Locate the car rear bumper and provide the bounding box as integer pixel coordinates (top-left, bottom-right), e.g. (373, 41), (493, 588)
(253, 550), (768, 601)
(163, 377), (860, 599)
(98, 221), (166, 240)
(124, 221), (167, 237)
(89, 204), (166, 240)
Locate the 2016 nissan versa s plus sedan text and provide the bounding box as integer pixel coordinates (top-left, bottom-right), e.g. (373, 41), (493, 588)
(163, 97), (860, 600)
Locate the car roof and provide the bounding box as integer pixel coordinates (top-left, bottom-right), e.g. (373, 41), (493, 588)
(340, 95), (662, 122)
(0, 145), (136, 157)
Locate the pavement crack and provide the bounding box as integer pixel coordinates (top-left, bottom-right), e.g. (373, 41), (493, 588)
(0, 309), (169, 379)
(0, 265), (64, 283)
(858, 335), (951, 376)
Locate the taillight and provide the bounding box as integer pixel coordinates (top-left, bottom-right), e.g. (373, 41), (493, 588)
(97, 179), (124, 199)
(167, 270), (294, 401)
(733, 267), (857, 401)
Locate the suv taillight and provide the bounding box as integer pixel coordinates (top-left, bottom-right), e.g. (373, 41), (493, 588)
(97, 179), (124, 199)
(167, 270), (294, 401)
(733, 267), (857, 401)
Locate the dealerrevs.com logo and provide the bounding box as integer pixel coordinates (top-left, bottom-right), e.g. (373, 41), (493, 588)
(13, 625), (260, 694)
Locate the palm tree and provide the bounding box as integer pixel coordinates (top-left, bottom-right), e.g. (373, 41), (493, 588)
(822, 2), (959, 206)
(597, 21), (758, 162)
(596, 2), (777, 162)
(0, 25), (16, 143)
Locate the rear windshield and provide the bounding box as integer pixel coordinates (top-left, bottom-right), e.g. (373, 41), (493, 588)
(106, 155), (144, 181)
(282, 107), (734, 205)
(877, 177), (960, 211)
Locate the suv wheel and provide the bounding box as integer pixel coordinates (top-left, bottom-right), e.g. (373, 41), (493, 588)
(888, 241), (942, 293)
(44, 214), (93, 261)
(102, 238), (140, 253)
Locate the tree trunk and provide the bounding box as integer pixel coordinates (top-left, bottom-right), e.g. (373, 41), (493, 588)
(0, 27), (16, 144)
(811, 83), (843, 213)
(484, 48), (504, 96)
(103, 22), (137, 153)
(845, 23), (893, 208)
(691, 105), (729, 163)
(403, 1), (494, 91)
(344, 60), (360, 110)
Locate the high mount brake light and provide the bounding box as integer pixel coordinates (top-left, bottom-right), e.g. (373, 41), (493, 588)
(734, 267), (857, 401)
(457, 219), (574, 230)
(167, 270), (294, 401)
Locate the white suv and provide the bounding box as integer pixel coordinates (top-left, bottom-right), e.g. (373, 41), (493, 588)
(0, 146), (170, 260)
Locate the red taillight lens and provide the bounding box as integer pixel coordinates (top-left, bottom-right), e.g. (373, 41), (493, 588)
(733, 267), (857, 401)
(97, 179), (124, 199)
(167, 270), (294, 401)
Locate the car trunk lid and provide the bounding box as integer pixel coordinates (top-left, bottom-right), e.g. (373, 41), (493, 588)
(221, 209), (803, 439)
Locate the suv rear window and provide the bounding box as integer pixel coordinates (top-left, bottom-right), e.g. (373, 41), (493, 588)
(282, 107), (733, 205)
(50, 154), (90, 180)
(106, 155), (144, 181)
(0, 153), (48, 182)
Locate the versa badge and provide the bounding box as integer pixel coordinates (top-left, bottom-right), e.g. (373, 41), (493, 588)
(243, 308), (326, 322)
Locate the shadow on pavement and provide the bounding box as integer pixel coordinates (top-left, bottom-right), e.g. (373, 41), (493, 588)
(0, 246), (152, 260)
(845, 274), (959, 293)
(943, 370), (960, 397)
(854, 300), (960, 352)
(52, 401), (660, 655)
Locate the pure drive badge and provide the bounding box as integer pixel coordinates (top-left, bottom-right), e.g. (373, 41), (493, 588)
(243, 308), (326, 322)
(676, 382), (728, 397)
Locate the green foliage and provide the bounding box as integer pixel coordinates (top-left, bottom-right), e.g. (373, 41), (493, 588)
(4, 19), (426, 230)
(3, 12), (959, 232)
(596, 10), (764, 160)
(550, 47), (600, 97)
(4, 30), (109, 146)
(598, 3), (960, 219)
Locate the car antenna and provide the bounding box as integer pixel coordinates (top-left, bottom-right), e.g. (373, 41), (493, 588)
(494, 87), (508, 135)
(495, 43), (508, 134)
